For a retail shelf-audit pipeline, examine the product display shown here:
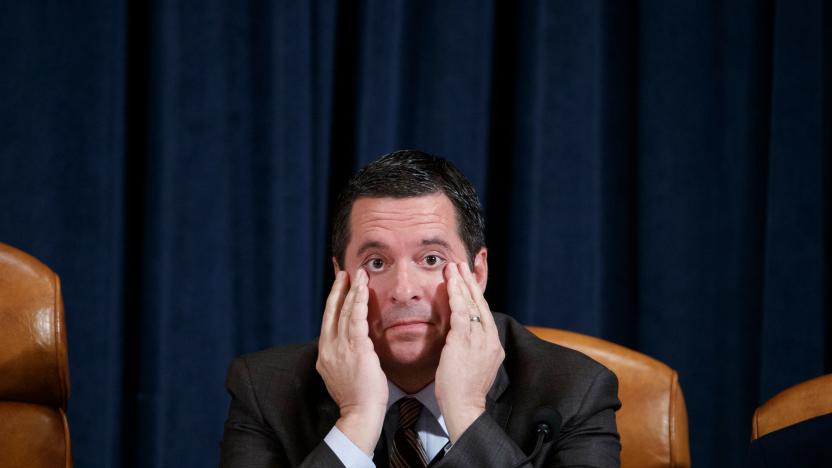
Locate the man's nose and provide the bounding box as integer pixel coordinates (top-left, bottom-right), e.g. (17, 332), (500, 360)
(390, 264), (420, 304)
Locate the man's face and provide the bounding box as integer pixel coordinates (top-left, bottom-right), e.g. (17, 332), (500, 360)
(338, 193), (487, 376)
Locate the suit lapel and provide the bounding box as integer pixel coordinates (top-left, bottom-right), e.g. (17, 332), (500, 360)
(487, 316), (513, 430)
(316, 394), (340, 438)
(486, 363), (512, 430)
(373, 429), (389, 467)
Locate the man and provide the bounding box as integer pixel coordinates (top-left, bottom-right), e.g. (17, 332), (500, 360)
(220, 150), (620, 467)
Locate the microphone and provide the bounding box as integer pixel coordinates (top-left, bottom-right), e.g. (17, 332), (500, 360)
(510, 406), (562, 468)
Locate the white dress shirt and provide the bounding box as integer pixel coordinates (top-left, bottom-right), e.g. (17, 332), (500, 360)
(324, 380), (450, 467)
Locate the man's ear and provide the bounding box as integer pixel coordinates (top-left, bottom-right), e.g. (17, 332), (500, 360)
(473, 247), (488, 292)
(331, 256), (342, 275)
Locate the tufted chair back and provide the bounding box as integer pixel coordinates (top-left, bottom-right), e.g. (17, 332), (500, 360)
(0, 243), (72, 468)
(752, 373), (832, 439)
(527, 326), (690, 468)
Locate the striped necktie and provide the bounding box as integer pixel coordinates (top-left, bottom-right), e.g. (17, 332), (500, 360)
(390, 397), (428, 468)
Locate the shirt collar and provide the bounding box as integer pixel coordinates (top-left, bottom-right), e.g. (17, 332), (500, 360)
(386, 380), (442, 421)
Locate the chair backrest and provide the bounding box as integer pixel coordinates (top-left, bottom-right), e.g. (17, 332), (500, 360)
(527, 326), (690, 468)
(751, 373), (832, 440)
(0, 243), (72, 468)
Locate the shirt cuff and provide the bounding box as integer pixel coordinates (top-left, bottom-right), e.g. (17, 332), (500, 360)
(323, 426), (376, 468)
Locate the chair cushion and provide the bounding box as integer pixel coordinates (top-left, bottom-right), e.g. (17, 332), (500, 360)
(527, 326), (690, 468)
(0, 243), (69, 408)
(0, 402), (71, 468)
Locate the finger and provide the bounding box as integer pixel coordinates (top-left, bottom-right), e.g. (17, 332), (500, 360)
(321, 271), (349, 340)
(451, 263), (480, 326)
(445, 263), (472, 333)
(337, 272), (360, 340)
(459, 262), (494, 330)
(348, 270), (370, 340)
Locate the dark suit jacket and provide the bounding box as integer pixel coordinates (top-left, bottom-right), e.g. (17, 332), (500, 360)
(220, 313), (621, 467)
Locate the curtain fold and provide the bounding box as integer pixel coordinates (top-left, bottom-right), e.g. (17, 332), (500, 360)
(1, 1), (828, 467)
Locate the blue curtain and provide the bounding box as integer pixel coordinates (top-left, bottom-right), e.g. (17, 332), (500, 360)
(1, 1), (828, 467)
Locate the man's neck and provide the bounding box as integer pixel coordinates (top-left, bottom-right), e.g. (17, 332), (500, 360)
(385, 367), (436, 394)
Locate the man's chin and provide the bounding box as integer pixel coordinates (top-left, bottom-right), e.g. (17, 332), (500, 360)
(378, 339), (441, 370)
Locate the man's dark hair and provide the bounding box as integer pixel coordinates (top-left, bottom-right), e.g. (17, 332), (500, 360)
(331, 150), (485, 268)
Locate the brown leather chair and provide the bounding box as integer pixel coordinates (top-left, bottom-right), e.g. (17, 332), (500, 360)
(751, 373), (832, 440)
(527, 326), (690, 468)
(0, 243), (72, 468)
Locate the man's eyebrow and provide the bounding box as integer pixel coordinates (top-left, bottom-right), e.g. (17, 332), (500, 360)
(421, 238), (451, 249)
(356, 240), (389, 256)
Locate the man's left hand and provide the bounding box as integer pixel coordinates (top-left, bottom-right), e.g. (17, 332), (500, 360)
(435, 262), (505, 443)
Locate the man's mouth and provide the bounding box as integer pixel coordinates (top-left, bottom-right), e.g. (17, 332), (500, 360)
(385, 318), (430, 331)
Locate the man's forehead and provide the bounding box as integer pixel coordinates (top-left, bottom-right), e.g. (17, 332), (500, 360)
(349, 194), (457, 228)
(351, 193), (451, 215)
(356, 237), (453, 256)
(346, 194), (464, 254)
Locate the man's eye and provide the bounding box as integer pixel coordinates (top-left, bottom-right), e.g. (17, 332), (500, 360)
(424, 255), (442, 266)
(366, 258), (385, 271)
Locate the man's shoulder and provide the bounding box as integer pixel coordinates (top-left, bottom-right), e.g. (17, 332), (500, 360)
(237, 340), (319, 367)
(223, 339), (338, 454)
(226, 340), (322, 390)
(493, 312), (621, 425)
(494, 311), (617, 390)
(494, 312), (610, 370)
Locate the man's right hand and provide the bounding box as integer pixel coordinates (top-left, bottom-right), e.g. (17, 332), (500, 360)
(316, 269), (388, 455)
